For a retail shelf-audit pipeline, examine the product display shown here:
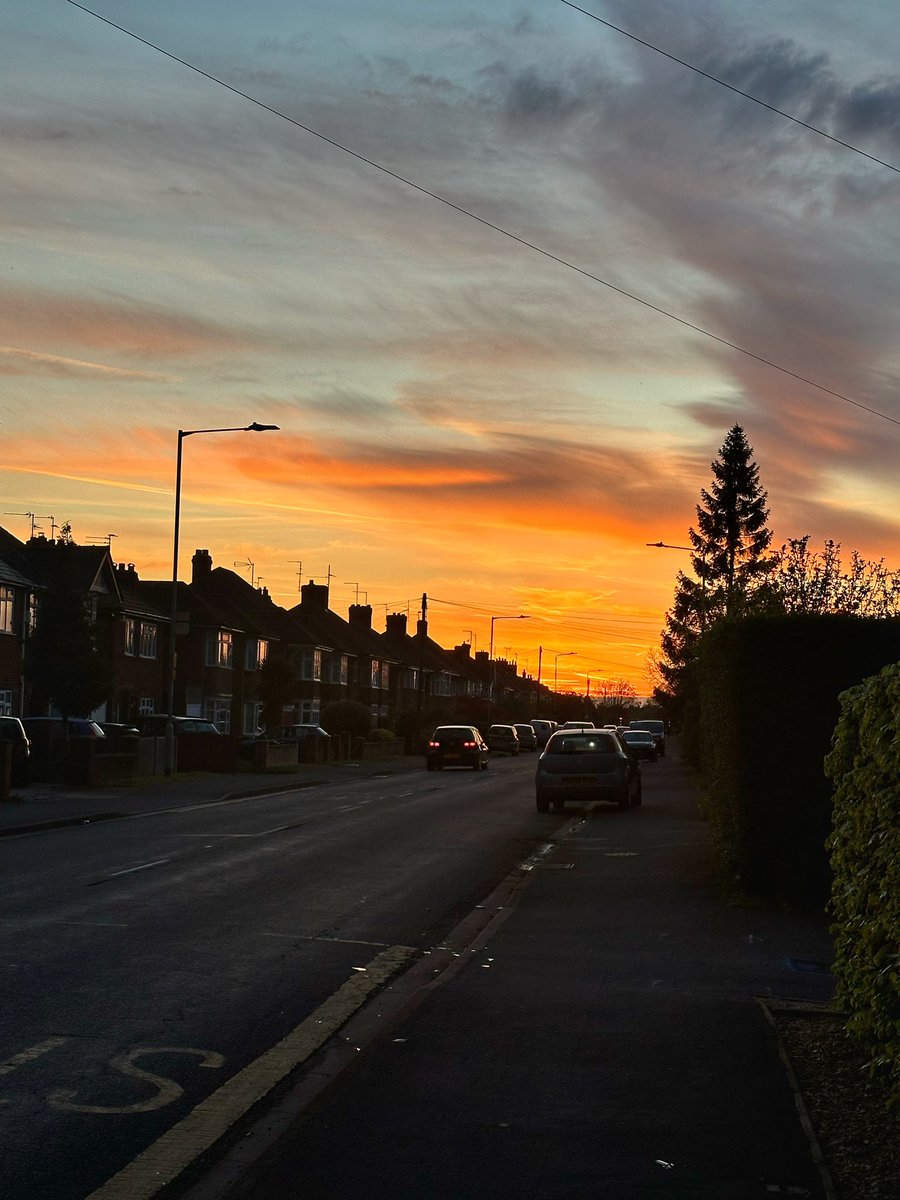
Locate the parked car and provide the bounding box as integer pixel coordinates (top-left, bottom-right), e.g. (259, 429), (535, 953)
(22, 716), (106, 739)
(425, 725), (489, 771)
(0, 716), (31, 785)
(138, 715), (220, 737)
(530, 719), (557, 748)
(265, 724), (331, 746)
(487, 724), (520, 755)
(629, 719), (666, 757)
(619, 729), (658, 762)
(513, 723), (538, 751)
(100, 722), (141, 738)
(561, 720), (596, 731)
(535, 728), (641, 813)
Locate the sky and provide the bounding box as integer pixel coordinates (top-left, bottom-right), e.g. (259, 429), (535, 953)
(3, 0), (900, 695)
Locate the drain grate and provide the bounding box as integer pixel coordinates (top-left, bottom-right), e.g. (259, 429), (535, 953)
(785, 957), (832, 974)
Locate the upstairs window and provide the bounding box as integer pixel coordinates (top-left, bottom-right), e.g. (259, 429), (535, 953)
(244, 639), (269, 671)
(124, 618), (138, 656)
(301, 649), (322, 681)
(139, 623), (158, 659)
(0, 586), (14, 635)
(206, 630), (233, 669)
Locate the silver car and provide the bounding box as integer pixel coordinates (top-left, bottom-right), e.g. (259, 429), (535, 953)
(535, 728), (641, 813)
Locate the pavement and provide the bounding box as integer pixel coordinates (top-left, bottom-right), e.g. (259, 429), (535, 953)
(189, 751), (835, 1200)
(1, 750), (838, 1199)
(0, 758), (422, 835)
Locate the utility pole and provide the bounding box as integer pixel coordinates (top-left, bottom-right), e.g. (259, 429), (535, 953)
(535, 645), (543, 717)
(414, 593), (427, 748)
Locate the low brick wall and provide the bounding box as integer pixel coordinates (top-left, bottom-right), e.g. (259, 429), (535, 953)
(360, 739), (406, 760)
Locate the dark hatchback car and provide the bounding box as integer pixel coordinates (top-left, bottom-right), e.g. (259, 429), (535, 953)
(426, 725), (489, 771)
(0, 716), (31, 785)
(487, 724), (520, 755)
(619, 729), (658, 762)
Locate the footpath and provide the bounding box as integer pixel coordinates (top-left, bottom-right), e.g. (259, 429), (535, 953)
(0, 758), (421, 836)
(187, 753), (837, 1200)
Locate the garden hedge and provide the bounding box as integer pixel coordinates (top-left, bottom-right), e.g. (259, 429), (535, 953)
(825, 666), (900, 1106)
(693, 614), (900, 907)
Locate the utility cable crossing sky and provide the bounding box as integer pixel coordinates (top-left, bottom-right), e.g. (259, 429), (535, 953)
(67, 1), (900, 429)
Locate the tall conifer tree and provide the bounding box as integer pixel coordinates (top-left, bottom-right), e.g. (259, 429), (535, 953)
(657, 425), (772, 702)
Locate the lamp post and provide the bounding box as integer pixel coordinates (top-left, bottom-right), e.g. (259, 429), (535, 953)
(553, 650), (576, 694)
(165, 422), (279, 774)
(488, 614), (529, 707)
(647, 539), (707, 628)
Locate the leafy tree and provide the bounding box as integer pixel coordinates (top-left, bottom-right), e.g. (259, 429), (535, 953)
(26, 568), (111, 720)
(257, 649), (300, 729)
(657, 425), (773, 704)
(765, 537), (900, 618)
(321, 699), (371, 738)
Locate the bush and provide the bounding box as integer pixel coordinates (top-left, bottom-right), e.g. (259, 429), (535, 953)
(825, 665), (900, 1108)
(367, 728), (396, 742)
(320, 700), (372, 739)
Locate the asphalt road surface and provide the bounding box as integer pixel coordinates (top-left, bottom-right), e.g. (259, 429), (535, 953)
(1, 753), (552, 1200)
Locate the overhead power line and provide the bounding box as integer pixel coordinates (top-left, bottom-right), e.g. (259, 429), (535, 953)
(68, 2), (900, 428)
(559, 1), (900, 175)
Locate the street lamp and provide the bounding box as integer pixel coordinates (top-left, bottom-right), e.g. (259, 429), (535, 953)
(553, 650), (576, 694)
(166, 422), (279, 774)
(489, 614), (529, 660)
(488, 614), (529, 706)
(647, 540), (707, 628)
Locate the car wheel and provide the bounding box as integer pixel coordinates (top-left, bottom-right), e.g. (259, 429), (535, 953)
(632, 781), (643, 807)
(617, 790), (629, 811)
(536, 793), (550, 813)
(471, 760), (480, 771)
(426, 761), (435, 772)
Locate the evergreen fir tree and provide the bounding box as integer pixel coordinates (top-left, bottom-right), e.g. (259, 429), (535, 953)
(657, 424), (773, 704)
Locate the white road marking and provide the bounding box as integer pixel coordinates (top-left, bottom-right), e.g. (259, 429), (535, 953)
(49, 1047), (225, 1115)
(84, 945), (416, 1200)
(261, 934), (395, 948)
(0, 1037), (69, 1077)
(105, 859), (170, 879)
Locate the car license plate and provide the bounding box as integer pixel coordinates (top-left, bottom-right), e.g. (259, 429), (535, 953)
(445, 753), (460, 760)
(565, 776), (596, 785)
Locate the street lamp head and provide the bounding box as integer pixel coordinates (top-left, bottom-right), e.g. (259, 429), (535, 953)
(246, 422), (280, 432)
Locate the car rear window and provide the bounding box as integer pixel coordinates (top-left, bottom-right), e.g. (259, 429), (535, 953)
(546, 733), (618, 754)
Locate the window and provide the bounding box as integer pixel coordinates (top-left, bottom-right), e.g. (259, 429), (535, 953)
(139, 623), (158, 659)
(124, 618), (138, 656)
(400, 667), (418, 691)
(370, 659), (381, 688)
(381, 662), (390, 689)
(0, 689), (12, 716)
(301, 649), (322, 681)
(244, 639), (269, 671)
(27, 594), (38, 635)
(0, 586), (13, 634)
(327, 654), (348, 685)
(139, 697), (155, 715)
(243, 701), (263, 735)
(206, 631), (233, 669)
(205, 698), (231, 733)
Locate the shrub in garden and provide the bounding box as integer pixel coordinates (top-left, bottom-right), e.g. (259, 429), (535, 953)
(825, 664), (900, 1107)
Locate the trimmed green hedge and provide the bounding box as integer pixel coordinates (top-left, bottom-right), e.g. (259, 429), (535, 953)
(694, 614), (900, 907)
(824, 667), (900, 1106)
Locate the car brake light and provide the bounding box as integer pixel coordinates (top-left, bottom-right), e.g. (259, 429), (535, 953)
(428, 741), (439, 748)
(463, 741), (475, 748)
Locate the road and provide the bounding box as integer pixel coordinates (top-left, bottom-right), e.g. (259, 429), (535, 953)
(0, 753), (551, 1200)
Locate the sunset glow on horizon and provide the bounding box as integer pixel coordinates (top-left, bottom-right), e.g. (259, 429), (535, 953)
(4, 2), (900, 695)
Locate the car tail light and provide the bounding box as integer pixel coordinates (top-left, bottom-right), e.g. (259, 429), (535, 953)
(428, 740), (439, 748)
(463, 740), (475, 748)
